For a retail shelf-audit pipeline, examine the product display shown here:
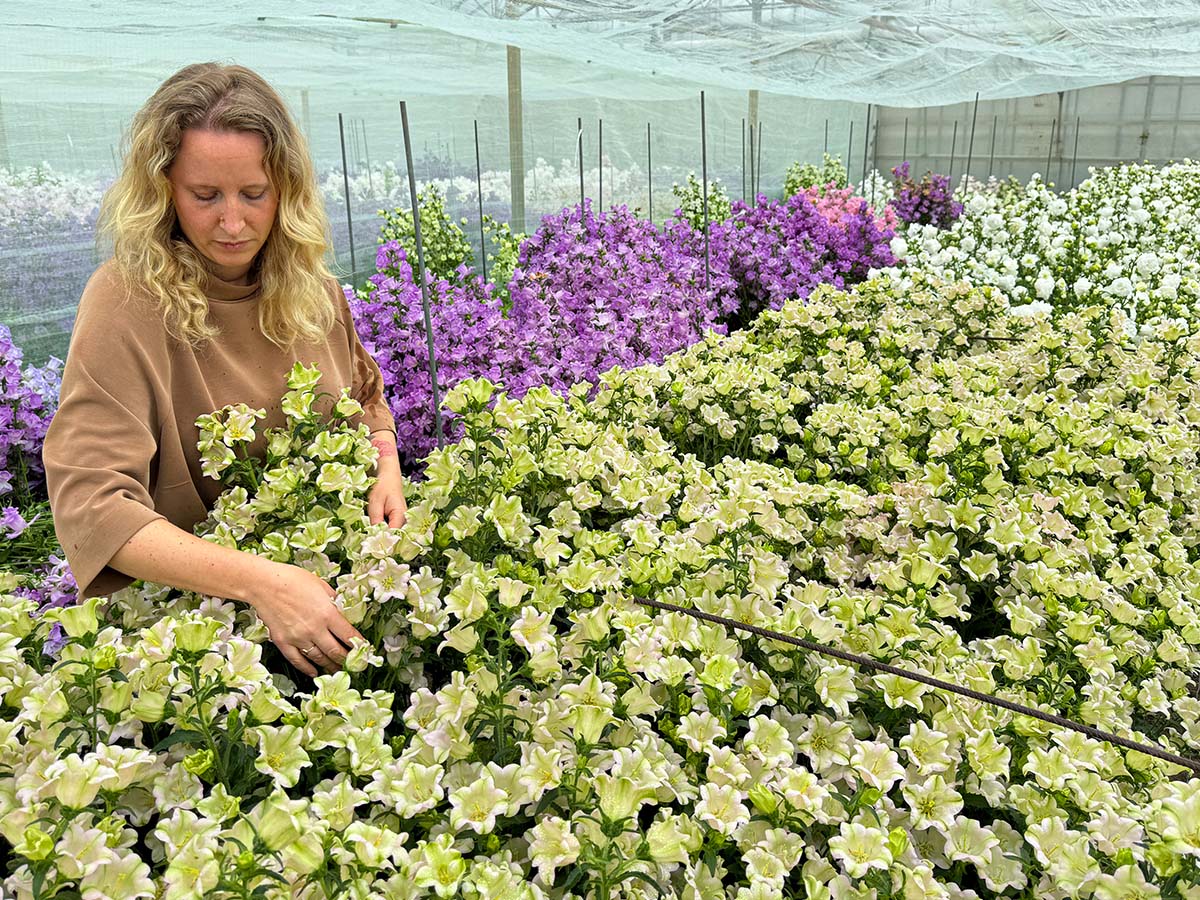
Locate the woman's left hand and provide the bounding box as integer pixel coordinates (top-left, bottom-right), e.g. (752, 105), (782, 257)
(367, 432), (407, 528)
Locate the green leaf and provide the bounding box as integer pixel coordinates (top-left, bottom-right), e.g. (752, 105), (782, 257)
(152, 729), (207, 752)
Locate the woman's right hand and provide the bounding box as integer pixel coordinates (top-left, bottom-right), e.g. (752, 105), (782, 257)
(248, 561), (367, 677)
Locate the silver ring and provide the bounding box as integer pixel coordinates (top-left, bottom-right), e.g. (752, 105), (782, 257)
(300, 646), (316, 655)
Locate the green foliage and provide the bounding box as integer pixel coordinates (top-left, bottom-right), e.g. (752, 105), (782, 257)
(671, 172), (732, 229)
(784, 153), (850, 198)
(377, 184), (474, 283)
(481, 214), (523, 299)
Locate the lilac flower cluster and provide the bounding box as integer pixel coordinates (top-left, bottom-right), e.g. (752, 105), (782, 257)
(706, 192), (897, 325)
(505, 201), (733, 390)
(349, 243), (518, 463)
(890, 161), (963, 228)
(1, 323), (62, 502)
(17, 555), (78, 656)
(352, 202), (738, 466)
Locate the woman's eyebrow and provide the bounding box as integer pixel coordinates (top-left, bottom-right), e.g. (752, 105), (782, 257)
(185, 182), (270, 191)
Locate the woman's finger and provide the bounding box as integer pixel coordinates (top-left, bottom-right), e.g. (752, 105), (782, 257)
(317, 637), (349, 666)
(281, 645), (319, 678)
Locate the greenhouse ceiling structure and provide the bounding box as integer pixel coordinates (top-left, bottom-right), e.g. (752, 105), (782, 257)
(7, 1), (1200, 106)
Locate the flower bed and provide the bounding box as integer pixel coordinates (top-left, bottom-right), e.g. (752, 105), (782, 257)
(4, 274), (1199, 898)
(890, 162), (1200, 323)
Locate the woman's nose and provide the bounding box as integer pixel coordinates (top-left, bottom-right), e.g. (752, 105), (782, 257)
(219, 203), (246, 236)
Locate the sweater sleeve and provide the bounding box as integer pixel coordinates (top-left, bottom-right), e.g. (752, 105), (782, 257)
(335, 281), (396, 437)
(43, 265), (166, 598)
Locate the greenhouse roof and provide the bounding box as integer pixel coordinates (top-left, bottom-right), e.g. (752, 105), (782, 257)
(6, 1), (1200, 106)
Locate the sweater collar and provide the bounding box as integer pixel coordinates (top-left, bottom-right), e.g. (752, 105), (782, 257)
(204, 270), (262, 303)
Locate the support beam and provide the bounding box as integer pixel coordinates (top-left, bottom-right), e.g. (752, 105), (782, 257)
(507, 45), (526, 233)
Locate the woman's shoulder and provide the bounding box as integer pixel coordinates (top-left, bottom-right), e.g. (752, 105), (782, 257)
(74, 259), (168, 347)
(82, 259), (159, 316)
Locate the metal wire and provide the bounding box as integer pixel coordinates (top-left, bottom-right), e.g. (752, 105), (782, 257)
(632, 595), (1200, 774)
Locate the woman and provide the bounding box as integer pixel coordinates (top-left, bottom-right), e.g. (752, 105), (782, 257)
(43, 63), (405, 678)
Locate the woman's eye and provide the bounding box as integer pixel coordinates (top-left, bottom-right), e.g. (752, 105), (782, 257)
(244, 191), (267, 201)
(194, 193), (217, 202)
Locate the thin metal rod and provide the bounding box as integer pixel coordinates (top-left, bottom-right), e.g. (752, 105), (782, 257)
(337, 113), (357, 281)
(756, 119), (763, 197)
(823, 118), (828, 155)
(861, 103), (871, 186)
(748, 123), (756, 200)
(948, 119), (958, 185)
(577, 116), (585, 207)
(741, 118), (747, 202)
(902, 117), (908, 163)
(1046, 116), (1057, 181)
(988, 114), (998, 178)
(598, 118), (603, 210)
(965, 92), (980, 187)
(701, 91), (710, 290)
(1070, 115), (1081, 186)
(360, 119), (375, 199)
(846, 120), (853, 172)
(633, 595), (1200, 775)
(646, 122), (653, 222)
(400, 101), (444, 450)
(474, 120), (488, 284)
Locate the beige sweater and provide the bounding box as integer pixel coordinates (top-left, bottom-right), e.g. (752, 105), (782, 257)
(44, 261), (396, 598)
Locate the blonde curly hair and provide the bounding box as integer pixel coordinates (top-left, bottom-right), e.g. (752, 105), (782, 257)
(99, 62), (334, 347)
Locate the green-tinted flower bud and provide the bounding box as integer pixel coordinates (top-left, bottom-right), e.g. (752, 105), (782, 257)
(175, 618), (221, 654)
(747, 784), (778, 815)
(888, 826), (909, 858)
(731, 685), (753, 714)
(92, 644), (118, 671)
(54, 596), (102, 638)
(130, 690), (169, 723)
(183, 749), (215, 777)
(17, 825), (54, 861)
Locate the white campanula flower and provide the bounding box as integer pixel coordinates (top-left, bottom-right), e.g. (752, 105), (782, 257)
(528, 815), (580, 883)
(695, 781), (750, 835)
(449, 771), (507, 834)
(828, 821), (892, 879)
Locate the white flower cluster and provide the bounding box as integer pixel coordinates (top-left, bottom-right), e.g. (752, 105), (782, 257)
(4, 275), (1200, 898)
(888, 162), (1200, 323)
(0, 163), (104, 234)
(318, 157), (654, 215)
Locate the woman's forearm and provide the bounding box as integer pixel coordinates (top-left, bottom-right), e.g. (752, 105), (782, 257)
(109, 517), (281, 608)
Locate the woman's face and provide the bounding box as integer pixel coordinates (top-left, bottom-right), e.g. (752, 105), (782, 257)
(167, 128), (279, 285)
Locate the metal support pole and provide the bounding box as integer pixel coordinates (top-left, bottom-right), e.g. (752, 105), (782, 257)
(474, 120), (488, 283)
(360, 119), (375, 199)
(861, 104), (871, 186)
(646, 122), (653, 221)
(1045, 117), (1057, 181)
(965, 92), (980, 187)
(902, 117), (908, 163)
(741, 118), (747, 202)
(337, 113), (357, 282)
(823, 118), (829, 156)
(598, 118), (603, 210)
(400, 101), (444, 450)
(1070, 115), (1081, 187)
(701, 91), (710, 290)
(846, 120), (853, 172)
(577, 116), (585, 207)
(748, 123), (756, 200)
(756, 120), (763, 196)
(988, 114), (998, 178)
(948, 119), (958, 185)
